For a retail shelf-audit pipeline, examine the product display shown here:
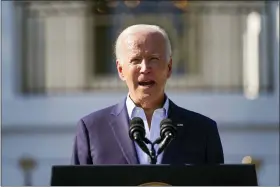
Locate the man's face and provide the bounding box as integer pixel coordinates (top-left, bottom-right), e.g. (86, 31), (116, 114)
(116, 31), (172, 104)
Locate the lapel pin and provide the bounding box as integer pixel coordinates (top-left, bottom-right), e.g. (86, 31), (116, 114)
(177, 124), (183, 127)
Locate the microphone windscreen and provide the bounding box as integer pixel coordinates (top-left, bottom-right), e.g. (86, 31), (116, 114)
(129, 117), (145, 140)
(160, 118), (173, 127)
(160, 118), (176, 137)
(130, 117), (144, 127)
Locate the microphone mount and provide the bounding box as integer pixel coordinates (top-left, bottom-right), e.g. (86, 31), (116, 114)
(142, 137), (161, 164)
(129, 117), (176, 165)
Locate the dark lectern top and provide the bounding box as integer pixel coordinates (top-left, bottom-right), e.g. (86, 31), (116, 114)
(51, 164), (258, 186)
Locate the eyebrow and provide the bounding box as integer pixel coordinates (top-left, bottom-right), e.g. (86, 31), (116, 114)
(129, 52), (161, 58)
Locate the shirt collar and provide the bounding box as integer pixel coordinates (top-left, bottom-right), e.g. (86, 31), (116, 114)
(126, 93), (169, 119)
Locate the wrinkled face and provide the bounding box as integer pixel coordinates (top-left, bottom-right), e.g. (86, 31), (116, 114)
(116, 31), (172, 104)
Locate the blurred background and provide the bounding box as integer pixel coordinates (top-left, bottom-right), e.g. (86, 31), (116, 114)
(1, 0), (279, 185)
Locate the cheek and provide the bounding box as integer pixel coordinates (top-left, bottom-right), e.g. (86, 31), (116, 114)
(155, 66), (168, 78)
(121, 65), (131, 76)
(126, 66), (139, 82)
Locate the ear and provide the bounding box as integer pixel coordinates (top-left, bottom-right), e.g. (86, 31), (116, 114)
(167, 58), (172, 78)
(116, 60), (126, 81)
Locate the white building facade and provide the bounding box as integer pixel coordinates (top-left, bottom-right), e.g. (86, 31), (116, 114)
(2, 1), (279, 185)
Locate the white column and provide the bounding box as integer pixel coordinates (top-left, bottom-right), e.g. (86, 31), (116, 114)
(273, 2), (279, 98)
(199, 12), (243, 88)
(2, 1), (17, 99)
(37, 2), (89, 91)
(196, 2), (253, 89)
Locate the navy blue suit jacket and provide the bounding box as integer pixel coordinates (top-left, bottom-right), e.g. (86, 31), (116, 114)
(72, 99), (224, 165)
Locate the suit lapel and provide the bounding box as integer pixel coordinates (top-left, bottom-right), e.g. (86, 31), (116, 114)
(108, 98), (185, 165)
(108, 100), (139, 164)
(161, 100), (185, 164)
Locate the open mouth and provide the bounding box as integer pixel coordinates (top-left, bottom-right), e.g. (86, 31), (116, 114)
(138, 80), (156, 87)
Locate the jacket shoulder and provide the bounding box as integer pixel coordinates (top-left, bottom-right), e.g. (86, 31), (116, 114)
(79, 103), (118, 127)
(175, 105), (217, 125)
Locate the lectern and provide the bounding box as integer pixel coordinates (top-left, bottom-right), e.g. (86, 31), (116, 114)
(50, 164), (258, 186)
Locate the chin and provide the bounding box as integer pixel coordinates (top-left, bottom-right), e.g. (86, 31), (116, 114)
(140, 92), (154, 97)
(139, 92), (160, 102)
(137, 93), (151, 100)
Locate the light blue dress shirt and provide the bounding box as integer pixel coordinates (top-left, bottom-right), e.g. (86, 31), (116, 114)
(126, 94), (169, 164)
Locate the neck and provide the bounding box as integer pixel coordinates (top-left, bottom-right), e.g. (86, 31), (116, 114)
(130, 94), (166, 110)
(129, 93), (166, 127)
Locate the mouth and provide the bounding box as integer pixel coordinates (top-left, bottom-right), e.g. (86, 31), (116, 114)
(138, 80), (156, 87)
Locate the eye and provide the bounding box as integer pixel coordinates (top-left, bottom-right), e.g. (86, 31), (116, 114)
(130, 58), (141, 64)
(150, 57), (160, 61)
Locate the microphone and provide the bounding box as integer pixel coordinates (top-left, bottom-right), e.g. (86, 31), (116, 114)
(157, 118), (177, 155)
(129, 117), (150, 156)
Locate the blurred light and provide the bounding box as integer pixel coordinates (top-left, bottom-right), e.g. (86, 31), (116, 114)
(124, 0), (140, 8)
(96, 7), (106, 13)
(19, 156), (37, 171)
(106, 0), (119, 8)
(18, 156), (37, 186)
(243, 12), (261, 100)
(242, 156), (262, 171)
(242, 156), (252, 164)
(173, 0), (188, 10)
(96, 0), (106, 13)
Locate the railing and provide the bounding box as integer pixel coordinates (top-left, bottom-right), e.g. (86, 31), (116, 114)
(2, 153), (279, 185)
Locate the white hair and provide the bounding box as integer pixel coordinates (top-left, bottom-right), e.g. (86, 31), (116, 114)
(115, 24), (172, 62)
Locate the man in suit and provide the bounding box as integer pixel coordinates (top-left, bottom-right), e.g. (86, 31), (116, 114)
(71, 24), (224, 165)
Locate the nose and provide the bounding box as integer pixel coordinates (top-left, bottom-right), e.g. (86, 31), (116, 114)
(139, 60), (151, 74)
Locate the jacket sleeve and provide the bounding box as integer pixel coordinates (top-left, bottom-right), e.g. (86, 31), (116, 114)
(206, 121), (224, 164)
(71, 119), (93, 165)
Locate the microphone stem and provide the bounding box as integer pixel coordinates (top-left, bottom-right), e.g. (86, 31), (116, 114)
(149, 142), (157, 164)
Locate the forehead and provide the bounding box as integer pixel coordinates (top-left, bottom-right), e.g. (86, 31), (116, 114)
(122, 32), (166, 56)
